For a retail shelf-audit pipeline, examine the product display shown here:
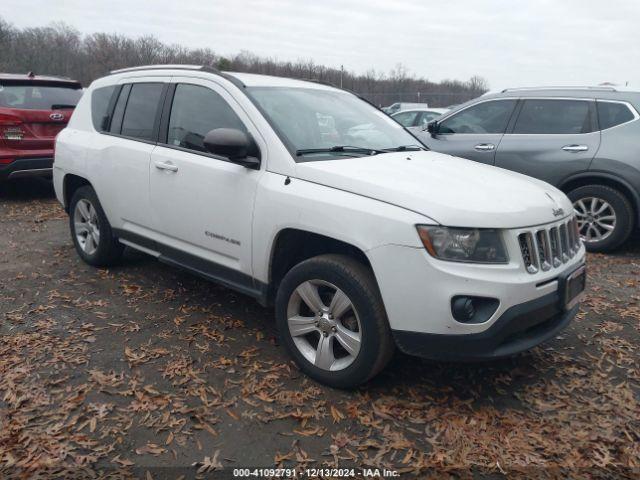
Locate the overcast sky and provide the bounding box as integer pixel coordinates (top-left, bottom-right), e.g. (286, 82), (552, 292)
(1, 0), (639, 89)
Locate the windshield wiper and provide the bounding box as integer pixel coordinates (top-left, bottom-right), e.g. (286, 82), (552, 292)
(296, 145), (386, 156)
(381, 144), (425, 152)
(51, 104), (76, 110)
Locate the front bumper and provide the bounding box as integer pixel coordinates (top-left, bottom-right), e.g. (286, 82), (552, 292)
(392, 290), (578, 360)
(0, 157), (53, 181)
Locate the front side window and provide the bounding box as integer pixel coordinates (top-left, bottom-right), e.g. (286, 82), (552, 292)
(120, 83), (164, 141)
(393, 111), (419, 127)
(513, 99), (593, 134)
(247, 87), (420, 160)
(0, 83), (82, 110)
(439, 100), (516, 134)
(597, 101), (635, 130)
(167, 84), (247, 153)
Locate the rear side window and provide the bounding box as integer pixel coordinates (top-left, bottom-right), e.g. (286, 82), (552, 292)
(439, 100), (516, 134)
(0, 83), (82, 110)
(91, 85), (117, 132)
(166, 84), (247, 153)
(597, 101), (635, 130)
(120, 83), (164, 141)
(513, 99), (594, 134)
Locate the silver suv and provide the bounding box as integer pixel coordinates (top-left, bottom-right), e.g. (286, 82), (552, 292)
(412, 86), (640, 252)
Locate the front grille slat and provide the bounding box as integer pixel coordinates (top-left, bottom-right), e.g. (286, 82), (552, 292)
(519, 216), (583, 274)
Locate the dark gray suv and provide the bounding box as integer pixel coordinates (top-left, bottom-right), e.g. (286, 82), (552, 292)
(412, 87), (640, 252)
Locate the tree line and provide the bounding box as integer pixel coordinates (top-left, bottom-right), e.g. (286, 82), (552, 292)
(0, 17), (488, 107)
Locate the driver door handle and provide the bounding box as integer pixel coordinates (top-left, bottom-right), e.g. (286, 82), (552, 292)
(154, 161), (178, 172)
(562, 144), (589, 152)
(474, 143), (495, 152)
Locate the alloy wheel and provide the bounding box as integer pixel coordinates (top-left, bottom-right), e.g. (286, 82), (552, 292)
(74, 199), (100, 255)
(573, 196), (616, 243)
(286, 280), (362, 372)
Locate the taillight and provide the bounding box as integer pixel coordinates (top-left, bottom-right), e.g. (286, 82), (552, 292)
(0, 157), (15, 165)
(0, 114), (24, 141)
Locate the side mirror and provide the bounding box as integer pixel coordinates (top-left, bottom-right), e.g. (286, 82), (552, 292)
(426, 120), (439, 136)
(203, 128), (260, 169)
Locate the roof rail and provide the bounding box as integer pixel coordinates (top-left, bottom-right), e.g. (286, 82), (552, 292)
(501, 86), (617, 93)
(109, 64), (221, 75)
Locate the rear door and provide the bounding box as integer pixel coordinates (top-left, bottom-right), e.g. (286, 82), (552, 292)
(0, 81), (82, 156)
(417, 99), (517, 165)
(90, 79), (168, 235)
(495, 98), (600, 186)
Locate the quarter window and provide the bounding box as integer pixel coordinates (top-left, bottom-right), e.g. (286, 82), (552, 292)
(513, 99), (594, 134)
(597, 101), (635, 130)
(91, 85), (117, 132)
(439, 100), (516, 134)
(120, 83), (164, 141)
(167, 84), (247, 153)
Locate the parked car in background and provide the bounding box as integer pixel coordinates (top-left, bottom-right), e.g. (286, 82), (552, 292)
(392, 108), (449, 128)
(0, 72), (82, 182)
(412, 86), (640, 252)
(54, 66), (585, 387)
(382, 102), (429, 115)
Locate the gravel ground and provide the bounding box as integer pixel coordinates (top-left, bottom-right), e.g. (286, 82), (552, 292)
(0, 179), (638, 479)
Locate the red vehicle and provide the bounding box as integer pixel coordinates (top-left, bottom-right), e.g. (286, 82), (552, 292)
(0, 72), (82, 181)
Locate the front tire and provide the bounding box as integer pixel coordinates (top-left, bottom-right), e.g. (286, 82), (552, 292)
(568, 185), (634, 252)
(69, 186), (123, 267)
(275, 254), (394, 389)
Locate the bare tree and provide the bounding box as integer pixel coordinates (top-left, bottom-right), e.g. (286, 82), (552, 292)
(0, 16), (488, 106)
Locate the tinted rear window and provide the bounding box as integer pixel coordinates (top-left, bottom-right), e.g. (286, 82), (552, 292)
(91, 85), (117, 132)
(120, 83), (164, 141)
(0, 84), (82, 110)
(597, 101), (635, 130)
(513, 99), (594, 134)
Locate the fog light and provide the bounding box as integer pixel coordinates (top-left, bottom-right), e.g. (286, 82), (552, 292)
(451, 296), (499, 324)
(452, 297), (475, 322)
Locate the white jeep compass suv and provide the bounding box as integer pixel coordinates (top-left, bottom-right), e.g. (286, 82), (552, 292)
(53, 65), (586, 388)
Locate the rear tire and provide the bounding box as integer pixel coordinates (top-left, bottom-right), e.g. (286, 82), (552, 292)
(275, 254), (394, 389)
(568, 185), (634, 252)
(69, 186), (123, 267)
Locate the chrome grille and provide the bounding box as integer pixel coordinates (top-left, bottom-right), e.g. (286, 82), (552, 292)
(518, 217), (582, 274)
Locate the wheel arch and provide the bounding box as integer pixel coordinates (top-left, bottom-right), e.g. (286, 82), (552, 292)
(559, 171), (640, 223)
(266, 228), (374, 305)
(62, 173), (93, 213)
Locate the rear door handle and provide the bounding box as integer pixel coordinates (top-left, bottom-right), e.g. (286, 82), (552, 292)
(474, 143), (495, 151)
(154, 161), (178, 172)
(562, 144), (589, 152)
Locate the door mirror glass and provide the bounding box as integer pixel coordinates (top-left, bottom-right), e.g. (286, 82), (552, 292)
(204, 128), (260, 168)
(426, 120), (439, 134)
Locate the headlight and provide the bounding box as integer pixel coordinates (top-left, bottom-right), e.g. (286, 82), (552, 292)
(416, 226), (508, 264)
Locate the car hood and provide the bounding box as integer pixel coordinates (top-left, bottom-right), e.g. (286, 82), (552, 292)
(293, 151), (573, 228)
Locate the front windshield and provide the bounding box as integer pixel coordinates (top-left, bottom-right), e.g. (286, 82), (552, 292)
(247, 87), (421, 160)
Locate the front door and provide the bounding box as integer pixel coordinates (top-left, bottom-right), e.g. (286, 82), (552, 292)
(149, 78), (264, 283)
(416, 99), (518, 165)
(495, 98), (600, 186)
